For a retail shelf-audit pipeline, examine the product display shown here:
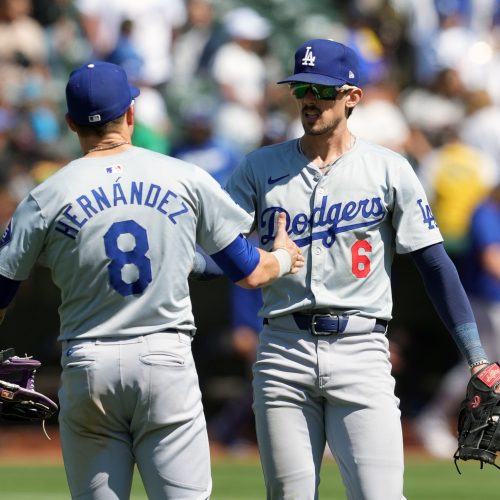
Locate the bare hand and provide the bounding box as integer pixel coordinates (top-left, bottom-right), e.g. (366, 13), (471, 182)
(273, 212), (304, 274)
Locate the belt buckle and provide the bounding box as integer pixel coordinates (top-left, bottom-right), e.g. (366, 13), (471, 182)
(311, 314), (336, 336)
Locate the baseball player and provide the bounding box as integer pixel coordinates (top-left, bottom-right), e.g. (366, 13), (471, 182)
(224, 39), (491, 500)
(0, 61), (303, 499)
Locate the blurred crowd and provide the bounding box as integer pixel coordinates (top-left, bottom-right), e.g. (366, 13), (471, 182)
(3, 0), (500, 454)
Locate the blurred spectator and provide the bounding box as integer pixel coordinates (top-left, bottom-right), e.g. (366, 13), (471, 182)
(106, 19), (144, 84)
(0, 0), (48, 61)
(391, 0), (500, 91)
(400, 67), (467, 149)
(343, 8), (390, 86)
(389, 0), (443, 84)
(415, 182), (500, 458)
(417, 126), (497, 264)
(131, 86), (171, 154)
(171, 102), (241, 186)
(459, 88), (500, 175)
(348, 79), (410, 153)
(210, 7), (272, 152)
(0, 99), (17, 163)
(0, 0), (49, 104)
(75, 0), (186, 89)
(260, 111), (290, 147)
(94, 16), (169, 155)
(172, 0), (228, 84)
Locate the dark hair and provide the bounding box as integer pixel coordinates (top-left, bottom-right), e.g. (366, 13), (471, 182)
(72, 114), (126, 138)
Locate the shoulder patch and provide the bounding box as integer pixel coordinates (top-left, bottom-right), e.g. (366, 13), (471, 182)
(0, 221), (12, 249)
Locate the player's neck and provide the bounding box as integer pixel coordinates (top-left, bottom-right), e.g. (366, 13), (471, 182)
(299, 132), (356, 170)
(82, 134), (132, 157)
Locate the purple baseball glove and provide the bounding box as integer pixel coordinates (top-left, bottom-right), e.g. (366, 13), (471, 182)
(0, 348), (58, 421)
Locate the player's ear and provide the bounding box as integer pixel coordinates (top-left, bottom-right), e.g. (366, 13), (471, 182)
(65, 114), (77, 132)
(126, 101), (135, 126)
(345, 87), (363, 111)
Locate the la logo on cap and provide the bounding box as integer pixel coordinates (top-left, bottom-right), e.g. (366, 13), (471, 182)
(302, 46), (315, 67)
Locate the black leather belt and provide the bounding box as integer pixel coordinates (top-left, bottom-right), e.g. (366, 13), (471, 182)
(264, 314), (388, 335)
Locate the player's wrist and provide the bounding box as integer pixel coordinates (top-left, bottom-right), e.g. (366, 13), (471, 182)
(469, 359), (490, 375)
(469, 359), (490, 369)
(272, 248), (292, 277)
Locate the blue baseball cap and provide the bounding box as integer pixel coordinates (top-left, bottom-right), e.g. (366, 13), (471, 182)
(66, 61), (140, 126)
(277, 39), (360, 87)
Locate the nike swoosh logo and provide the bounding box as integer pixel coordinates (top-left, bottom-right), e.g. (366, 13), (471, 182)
(267, 174), (290, 185)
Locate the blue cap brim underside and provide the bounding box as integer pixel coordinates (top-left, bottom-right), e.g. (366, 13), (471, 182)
(277, 73), (348, 86)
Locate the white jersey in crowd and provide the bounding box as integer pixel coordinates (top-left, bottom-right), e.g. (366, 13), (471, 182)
(225, 137), (443, 320)
(0, 146), (251, 340)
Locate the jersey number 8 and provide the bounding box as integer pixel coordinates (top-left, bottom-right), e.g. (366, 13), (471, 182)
(104, 220), (152, 296)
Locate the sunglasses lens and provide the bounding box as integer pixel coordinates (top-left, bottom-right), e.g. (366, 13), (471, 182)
(290, 83), (338, 100)
(290, 83), (310, 99)
(317, 86), (338, 99)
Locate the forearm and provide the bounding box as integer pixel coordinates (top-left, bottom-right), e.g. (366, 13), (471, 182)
(236, 248), (290, 288)
(410, 243), (487, 365)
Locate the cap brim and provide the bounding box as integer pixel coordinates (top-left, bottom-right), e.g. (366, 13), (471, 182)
(277, 73), (346, 86)
(130, 85), (140, 98)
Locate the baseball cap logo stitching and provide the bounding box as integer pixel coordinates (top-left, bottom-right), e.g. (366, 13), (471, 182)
(302, 47), (316, 67)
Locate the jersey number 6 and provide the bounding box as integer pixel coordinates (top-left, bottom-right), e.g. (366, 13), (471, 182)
(104, 220), (153, 296)
(351, 240), (372, 278)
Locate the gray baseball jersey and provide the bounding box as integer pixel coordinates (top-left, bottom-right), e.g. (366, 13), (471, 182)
(0, 146), (252, 340)
(225, 137), (443, 320)
(226, 136), (443, 499)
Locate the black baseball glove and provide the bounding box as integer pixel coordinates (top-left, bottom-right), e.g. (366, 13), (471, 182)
(454, 362), (500, 471)
(0, 348), (58, 421)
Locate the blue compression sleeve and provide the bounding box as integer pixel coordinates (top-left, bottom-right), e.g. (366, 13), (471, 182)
(211, 234), (260, 282)
(0, 275), (21, 308)
(410, 243), (487, 365)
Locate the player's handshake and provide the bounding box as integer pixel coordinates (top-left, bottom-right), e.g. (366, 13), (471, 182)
(272, 212), (304, 276)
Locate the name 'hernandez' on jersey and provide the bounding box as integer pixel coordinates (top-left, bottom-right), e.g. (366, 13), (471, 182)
(0, 147), (252, 340)
(225, 137), (443, 320)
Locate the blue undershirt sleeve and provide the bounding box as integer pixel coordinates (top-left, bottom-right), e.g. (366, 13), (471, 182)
(211, 234), (261, 282)
(0, 275), (21, 308)
(410, 242), (487, 365)
(190, 246), (225, 281)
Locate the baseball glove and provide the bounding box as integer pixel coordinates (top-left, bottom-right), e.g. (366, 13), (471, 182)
(454, 362), (500, 472)
(0, 348), (58, 422)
